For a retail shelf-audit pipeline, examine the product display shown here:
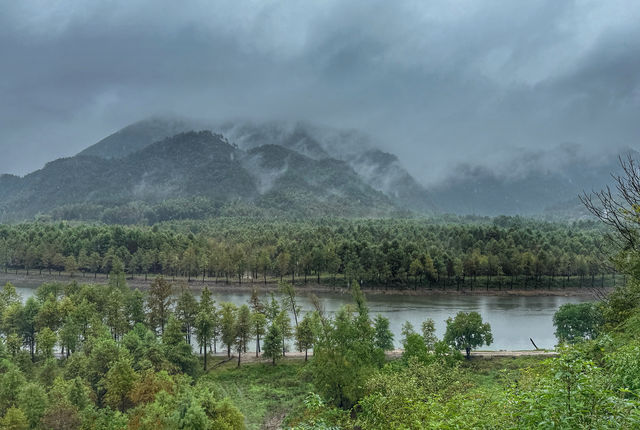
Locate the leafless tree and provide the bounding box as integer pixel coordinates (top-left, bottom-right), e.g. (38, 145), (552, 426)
(580, 153), (640, 252)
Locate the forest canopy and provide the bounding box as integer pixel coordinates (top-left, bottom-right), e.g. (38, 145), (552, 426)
(0, 217), (613, 291)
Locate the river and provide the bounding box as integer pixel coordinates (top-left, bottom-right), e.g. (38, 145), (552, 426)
(13, 283), (590, 351)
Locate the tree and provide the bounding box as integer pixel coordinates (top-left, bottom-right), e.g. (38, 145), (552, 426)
(175, 287), (198, 345)
(125, 289), (146, 327)
(1, 407), (28, 430)
(553, 302), (603, 344)
(17, 383), (47, 429)
(220, 302), (237, 358)
(248, 287), (263, 313)
(400, 321), (415, 347)
(402, 332), (430, 363)
(163, 316), (198, 376)
(310, 283), (383, 408)
(147, 277), (173, 335)
(373, 315), (394, 351)
(105, 288), (128, 340)
(64, 255), (78, 277)
(41, 403), (81, 430)
(235, 305), (251, 367)
(251, 311), (267, 357)
(262, 323), (283, 365)
(444, 311), (493, 358)
(21, 297), (40, 361)
(0, 367), (26, 416)
(275, 310), (292, 356)
(279, 281), (300, 329)
(36, 326), (57, 359)
(295, 312), (316, 361)
(100, 354), (138, 412)
(421, 318), (438, 351)
(194, 289), (215, 371)
(580, 154), (640, 255)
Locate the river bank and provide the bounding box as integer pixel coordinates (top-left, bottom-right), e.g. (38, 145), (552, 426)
(0, 271), (609, 298)
(208, 348), (559, 367)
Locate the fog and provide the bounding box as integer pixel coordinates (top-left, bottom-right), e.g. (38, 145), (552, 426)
(1, 1), (639, 184)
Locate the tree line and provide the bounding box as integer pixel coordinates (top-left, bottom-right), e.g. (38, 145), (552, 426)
(0, 273), (330, 428)
(0, 269), (497, 428)
(0, 217), (614, 290)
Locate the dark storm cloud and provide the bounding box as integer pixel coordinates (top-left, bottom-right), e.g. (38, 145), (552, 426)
(1, 0), (639, 183)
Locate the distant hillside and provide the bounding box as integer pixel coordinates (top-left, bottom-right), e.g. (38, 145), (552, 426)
(77, 118), (436, 214)
(1, 117), (628, 222)
(219, 121), (436, 213)
(428, 145), (625, 217)
(0, 131), (402, 223)
(78, 117), (195, 159)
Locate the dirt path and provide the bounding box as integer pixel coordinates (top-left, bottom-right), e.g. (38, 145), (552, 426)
(218, 348), (558, 365)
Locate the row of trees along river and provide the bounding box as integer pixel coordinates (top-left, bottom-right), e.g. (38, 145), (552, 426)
(0, 217), (618, 291)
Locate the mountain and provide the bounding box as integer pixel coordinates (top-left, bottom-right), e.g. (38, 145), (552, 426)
(78, 117), (195, 159)
(0, 130), (401, 222)
(244, 144), (396, 217)
(1, 117), (628, 222)
(428, 144), (625, 217)
(218, 121), (436, 213)
(78, 118), (436, 213)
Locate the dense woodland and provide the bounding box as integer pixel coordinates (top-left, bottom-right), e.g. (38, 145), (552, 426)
(1, 201), (639, 428)
(0, 217), (615, 291)
(0, 260), (639, 428)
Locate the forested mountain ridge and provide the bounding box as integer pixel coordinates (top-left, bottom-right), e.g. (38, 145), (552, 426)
(1, 117), (631, 222)
(76, 117), (629, 218)
(78, 117), (437, 214)
(0, 130), (402, 222)
(429, 144), (630, 216)
(78, 117), (195, 159)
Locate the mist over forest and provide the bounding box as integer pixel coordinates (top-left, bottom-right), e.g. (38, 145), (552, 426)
(2, 1), (640, 429)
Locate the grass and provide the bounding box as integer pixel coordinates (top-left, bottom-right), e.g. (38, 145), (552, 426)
(199, 355), (549, 429)
(460, 355), (549, 389)
(203, 359), (313, 430)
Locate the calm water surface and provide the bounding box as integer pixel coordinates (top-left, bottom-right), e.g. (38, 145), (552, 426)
(14, 283), (589, 351)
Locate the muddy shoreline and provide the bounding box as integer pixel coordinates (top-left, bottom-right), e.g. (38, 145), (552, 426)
(0, 271), (608, 298)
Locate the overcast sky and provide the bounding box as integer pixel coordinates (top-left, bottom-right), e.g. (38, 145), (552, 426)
(1, 0), (639, 182)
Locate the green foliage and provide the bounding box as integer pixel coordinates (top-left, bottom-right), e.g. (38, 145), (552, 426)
(355, 360), (467, 429)
(289, 393), (348, 430)
(220, 302), (238, 358)
(553, 302), (604, 344)
(296, 312), (319, 361)
(607, 340), (640, 395)
(0, 217), (612, 291)
(100, 354), (138, 412)
(17, 382), (47, 428)
(310, 285), (383, 409)
(373, 315), (394, 351)
(250, 311), (267, 356)
(36, 326), (57, 359)
(206, 361), (312, 430)
(163, 316), (198, 376)
(262, 324), (283, 366)
(275, 310), (293, 356)
(400, 321), (414, 347)
(602, 279), (640, 329)
(444, 311), (493, 358)
(1, 406), (28, 430)
(402, 333), (430, 364)
(508, 350), (640, 428)
(235, 305), (252, 366)
(147, 277), (173, 335)
(0, 365), (26, 415)
(421, 318), (437, 351)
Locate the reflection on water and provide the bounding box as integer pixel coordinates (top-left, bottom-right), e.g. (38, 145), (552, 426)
(14, 284), (589, 351)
